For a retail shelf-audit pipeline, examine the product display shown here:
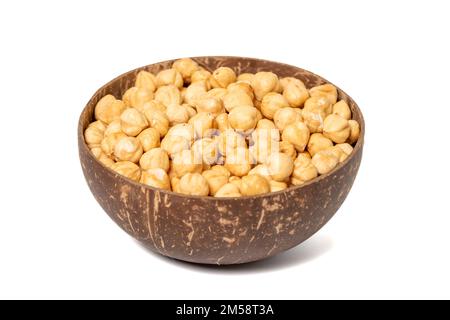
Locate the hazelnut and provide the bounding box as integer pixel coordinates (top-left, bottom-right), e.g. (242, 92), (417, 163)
(191, 69), (212, 84)
(184, 81), (208, 105)
(283, 81), (309, 108)
(139, 147), (170, 172)
(281, 121), (310, 152)
(135, 70), (157, 92)
(166, 123), (195, 142)
(223, 90), (254, 112)
(227, 81), (254, 100)
(206, 88), (228, 100)
(261, 93), (290, 119)
(291, 153), (318, 185)
(225, 147), (253, 177)
(192, 138), (219, 165)
(172, 58), (199, 83)
(209, 67), (236, 88)
(137, 128), (160, 152)
(194, 96), (224, 115)
(279, 77), (305, 91)
(347, 120), (360, 144)
(101, 132), (127, 156)
(335, 143), (353, 162)
(309, 84), (338, 104)
(143, 108), (169, 137)
(94, 95), (126, 124)
(273, 107), (303, 132)
(178, 173), (209, 196)
(156, 68), (183, 88)
(188, 112), (214, 138)
(323, 114), (350, 143)
(215, 183), (242, 197)
(90, 147), (103, 159)
(172, 149), (203, 177)
(249, 129), (280, 164)
(160, 135), (190, 158)
(228, 105), (258, 132)
(122, 87), (154, 109)
(140, 100), (166, 114)
(166, 103), (189, 125)
(279, 140), (297, 160)
(171, 177), (181, 193)
(140, 168), (171, 190)
(120, 108), (148, 136)
(269, 180), (287, 192)
(302, 96), (332, 133)
(256, 119), (276, 130)
(228, 176), (242, 190)
(111, 161), (141, 181)
(114, 136), (143, 163)
(217, 129), (247, 155)
(248, 164), (272, 182)
(211, 165), (231, 178)
(98, 154), (115, 168)
(267, 152), (294, 182)
(333, 100), (351, 120)
(154, 85), (181, 107)
(237, 73), (254, 83)
(104, 119), (122, 136)
(240, 174), (270, 196)
(202, 169), (229, 195)
(84, 120), (106, 147)
(183, 104), (197, 119)
(311, 149), (339, 175)
(307, 133), (333, 157)
(251, 72), (280, 101)
(214, 113), (231, 132)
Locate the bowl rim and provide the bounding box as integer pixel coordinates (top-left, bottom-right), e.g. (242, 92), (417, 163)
(78, 55), (365, 201)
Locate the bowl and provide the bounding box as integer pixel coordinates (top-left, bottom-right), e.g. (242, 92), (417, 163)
(78, 56), (364, 265)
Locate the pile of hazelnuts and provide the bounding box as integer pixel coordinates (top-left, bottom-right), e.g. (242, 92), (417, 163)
(84, 58), (360, 197)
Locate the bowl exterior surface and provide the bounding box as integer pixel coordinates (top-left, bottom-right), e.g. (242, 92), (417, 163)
(78, 57), (364, 264)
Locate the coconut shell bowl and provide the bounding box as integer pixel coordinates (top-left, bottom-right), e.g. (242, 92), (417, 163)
(78, 56), (364, 265)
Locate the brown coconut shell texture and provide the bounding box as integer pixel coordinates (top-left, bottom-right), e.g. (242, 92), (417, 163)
(78, 57), (365, 265)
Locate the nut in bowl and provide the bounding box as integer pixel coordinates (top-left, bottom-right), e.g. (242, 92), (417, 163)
(78, 56), (364, 265)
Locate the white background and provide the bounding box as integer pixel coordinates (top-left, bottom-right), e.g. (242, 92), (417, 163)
(0, 0), (449, 300)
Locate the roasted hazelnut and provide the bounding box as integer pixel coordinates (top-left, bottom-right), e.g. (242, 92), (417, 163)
(194, 96), (224, 115)
(209, 67), (236, 88)
(333, 100), (351, 120)
(140, 168), (170, 190)
(307, 133), (333, 157)
(166, 123), (195, 142)
(101, 132), (127, 156)
(91, 148), (115, 168)
(182, 104), (197, 119)
(94, 95), (126, 124)
(273, 107), (303, 132)
(113, 136), (143, 163)
(139, 147), (170, 172)
(281, 121), (310, 152)
(171, 176), (181, 193)
(256, 119), (276, 130)
(249, 129), (280, 164)
(178, 173), (209, 196)
(104, 119), (122, 136)
(223, 90), (254, 112)
(172, 58), (200, 83)
(137, 127), (160, 152)
(172, 149), (203, 177)
(311, 149), (339, 174)
(279, 77), (304, 91)
(291, 153), (318, 185)
(188, 112), (214, 138)
(279, 140), (297, 160)
(166, 103), (189, 125)
(206, 88), (228, 100)
(111, 161), (141, 181)
(122, 86), (154, 109)
(260, 92), (290, 119)
(192, 138), (219, 165)
(283, 82), (309, 108)
(347, 120), (360, 144)
(228, 176), (242, 190)
(154, 85), (181, 107)
(302, 96), (332, 133)
(184, 81), (208, 105)
(191, 69), (212, 84)
(248, 164), (272, 182)
(227, 81), (254, 100)
(269, 180), (287, 192)
(267, 152), (294, 182)
(214, 113), (231, 132)
(240, 174), (270, 196)
(202, 169), (229, 195)
(156, 68), (183, 88)
(135, 70), (157, 92)
(309, 84), (338, 104)
(140, 100), (166, 114)
(211, 165), (231, 178)
(120, 107), (148, 136)
(251, 71), (281, 101)
(85, 120), (106, 147)
(160, 135), (190, 158)
(215, 183), (241, 197)
(335, 143), (353, 162)
(217, 129), (247, 155)
(225, 147), (253, 177)
(143, 108), (169, 137)
(90, 147), (103, 159)
(228, 105), (258, 132)
(237, 73), (254, 83)
(323, 114), (350, 143)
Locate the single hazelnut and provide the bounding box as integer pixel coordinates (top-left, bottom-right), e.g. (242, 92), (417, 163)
(120, 107), (149, 136)
(104, 119), (122, 136)
(281, 121), (310, 152)
(172, 58), (200, 83)
(140, 168), (171, 190)
(194, 96), (224, 115)
(144, 108), (169, 137)
(156, 68), (183, 88)
(273, 107), (303, 132)
(172, 149), (203, 177)
(160, 135), (190, 158)
(171, 177), (181, 193)
(256, 119), (276, 130)
(302, 96), (333, 133)
(251, 72), (280, 101)
(188, 112), (214, 138)
(90, 147), (103, 159)
(182, 104), (197, 119)
(178, 173), (209, 196)
(191, 69), (212, 84)
(111, 161), (141, 181)
(279, 140), (297, 160)
(228, 105), (258, 132)
(291, 153), (318, 185)
(215, 183), (242, 197)
(209, 67), (237, 88)
(279, 77), (305, 91)
(261, 92), (290, 119)
(323, 114), (350, 143)
(135, 70), (157, 92)
(192, 137), (219, 165)
(94, 95), (126, 124)
(307, 133), (334, 157)
(228, 176), (242, 190)
(217, 129), (247, 155)
(202, 169), (229, 195)
(311, 149), (339, 175)
(166, 123), (195, 142)
(237, 73), (254, 83)
(333, 100), (351, 120)
(122, 87), (154, 109)
(140, 100), (166, 114)
(206, 88), (228, 100)
(154, 85), (181, 107)
(335, 143), (353, 162)
(249, 129), (280, 164)
(98, 154), (115, 168)
(101, 132), (127, 156)
(283, 81), (309, 108)
(214, 113), (231, 132)
(267, 152), (294, 182)
(114, 136), (143, 163)
(225, 147), (253, 177)
(248, 164), (272, 182)
(227, 81), (254, 99)
(240, 174), (270, 196)
(139, 147), (170, 172)
(269, 180), (287, 192)
(211, 165), (231, 178)
(137, 127), (160, 152)
(84, 120), (106, 147)
(347, 120), (360, 144)
(184, 81), (208, 105)
(166, 103), (189, 125)
(309, 84), (338, 104)
(223, 90), (254, 112)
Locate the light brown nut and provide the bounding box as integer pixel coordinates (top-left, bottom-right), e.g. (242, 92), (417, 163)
(281, 121), (310, 152)
(311, 149), (339, 175)
(120, 108), (148, 136)
(223, 90), (254, 112)
(273, 107), (303, 132)
(140, 168), (171, 190)
(269, 180), (287, 192)
(171, 177), (181, 193)
(335, 143), (353, 162)
(191, 69), (212, 84)
(206, 88), (228, 100)
(172, 149), (203, 177)
(182, 104), (197, 119)
(140, 100), (166, 114)
(202, 169), (229, 195)
(333, 100), (351, 120)
(225, 147), (253, 177)
(237, 73), (254, 83)
(347, 120), (360, 144)
(156, 68), (183, 88)
(113, 136), (143, 163)
(307, 133), (334, 157)
(292, 153), (318, 185)
(188, 112), (214, 138)
(267, 152), (294, 182)
(192, 137), (219, 165)
(323, 114), (350, 143)
(111, 161), (141, 181)
(260, 92), (290, 119)
(251, 72), (280, 101)
(90, 147), (103, 159)
(98, 154), (115, 168)
(137, 127), (160, 152)
(211, 165), (231, 178)
(178, 173), (209, 196)
(228, 105), (258, 132)
(248, 164), (272, 182)
(154, 85), (182, 107)
(85, 120), (106, 147)
(217, 129), (247, 155)
(122, 87), (154, 109)
(194, 96), (224, 115)
(166, 103), (189, 125)
(104, 119), (122, 136)
(240, 174), (270, 196)
(228, 176), (242, 190)
(249, 129), (280, 164)
(144, 108), (169, 137)
(279, 77), (305, 91)
(172, 58), (200, 83)
(309, 84), (338, 104)
(184, 81), (208, 105)
(94, 95), (126, 124)
(209, 67), (237, 88)
(227, 81), (255, 99)
(256, 119), (276, 130)
(283, 81), (309, 107)
(139, 147), (170, 172)
(279, 140), (297, 160)
(214, 183), (241, 197)
(214, 113), (231, 132)
(101, 132), (127, 156)
(160, 135), (190, 158)
(166, 123), (195, 142)
(135, 70), (157, 92)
